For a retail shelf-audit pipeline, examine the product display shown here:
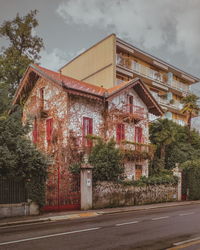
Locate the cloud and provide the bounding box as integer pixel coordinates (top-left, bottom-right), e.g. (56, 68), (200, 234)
(40, 47), (85, 71)
(56, 0), (200, 77)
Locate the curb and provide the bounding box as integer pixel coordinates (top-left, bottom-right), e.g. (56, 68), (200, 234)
(97, 201), (200, 215)
(0, 212), (99, 228)
(1, 201), (200, 228)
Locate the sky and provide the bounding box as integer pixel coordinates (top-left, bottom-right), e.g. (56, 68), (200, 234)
(1, 0), (200, 128)
(0, 0), (200, 90)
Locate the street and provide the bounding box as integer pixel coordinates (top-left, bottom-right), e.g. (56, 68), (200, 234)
(1, 204), (200, 250)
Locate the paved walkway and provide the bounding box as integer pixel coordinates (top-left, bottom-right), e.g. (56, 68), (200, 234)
(1, 200), (200, 227)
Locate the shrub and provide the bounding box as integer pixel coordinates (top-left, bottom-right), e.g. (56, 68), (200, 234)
(88, 138), (124, 182)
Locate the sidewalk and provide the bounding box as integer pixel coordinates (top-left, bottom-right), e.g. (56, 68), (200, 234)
(1, 200), (200, 227)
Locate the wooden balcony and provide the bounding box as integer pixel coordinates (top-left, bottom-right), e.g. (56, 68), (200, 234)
(68, 135), (93, 151)
(118, 104), (146, 122)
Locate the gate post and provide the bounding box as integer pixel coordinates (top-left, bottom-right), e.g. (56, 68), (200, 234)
(173, 165), (182, 201)
(80, 162), (93, 210)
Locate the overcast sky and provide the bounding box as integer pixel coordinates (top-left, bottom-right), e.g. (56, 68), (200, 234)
(1, 0), (200, 127)
(0, 0), (200, 78)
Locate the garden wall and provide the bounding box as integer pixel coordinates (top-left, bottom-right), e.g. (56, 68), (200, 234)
(93, 181), (178, 209)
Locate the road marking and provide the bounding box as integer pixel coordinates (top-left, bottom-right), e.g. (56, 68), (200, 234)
(116, 221), (139, 226)
(0, 227), (101, 246)
(173, 236), (200, 246)
(179, 212), (194, 216)
(152, 216), (169, 221)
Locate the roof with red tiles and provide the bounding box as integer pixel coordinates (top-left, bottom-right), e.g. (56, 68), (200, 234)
(34, 64), (106, 96)
(13, 64), (163, 116)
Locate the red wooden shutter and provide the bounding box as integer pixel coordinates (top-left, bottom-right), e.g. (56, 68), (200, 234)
(83, 117), (93, 146)
(139, 127), (143, 143)
(121, 124), (125, 140)
(116, 124), (120, 143)
(46, 118), (53, 143)
(135, 127), (143, 143)
(33, 118), (38, 143)
(116, 124), (125, 143)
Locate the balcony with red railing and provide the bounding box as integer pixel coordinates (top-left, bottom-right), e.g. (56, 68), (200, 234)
(68, 135), (94, 151)
(119, 104), (146, 122)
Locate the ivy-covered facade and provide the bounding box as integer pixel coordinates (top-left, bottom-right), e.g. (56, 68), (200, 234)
(13, 64), (163, 211)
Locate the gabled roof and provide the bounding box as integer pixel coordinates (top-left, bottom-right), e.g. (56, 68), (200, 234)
(13, 64), (163, 116)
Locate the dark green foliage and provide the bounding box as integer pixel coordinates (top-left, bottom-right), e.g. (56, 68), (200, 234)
(0, 10), (44, 96)
(89, 138), (124, 182)
(0, 110), (48, 206)
(121, 172), (178, 187)
(150, 118), (200, 173)
(181, 94), (200, 129)
(181, 160), (200, 200)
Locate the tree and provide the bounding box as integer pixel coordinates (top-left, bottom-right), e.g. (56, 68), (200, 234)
(150, 118), (200, 173)
(181, 94), (200, 130)
(0, 109), (48, 206)
(0, 11), (47, 207)
(0, 10), (44, 96)
(149, 119), (177, 169)
(88, 138), (124, 182)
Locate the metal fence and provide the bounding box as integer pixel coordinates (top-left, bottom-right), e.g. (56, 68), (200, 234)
(0, 177), (27, 204)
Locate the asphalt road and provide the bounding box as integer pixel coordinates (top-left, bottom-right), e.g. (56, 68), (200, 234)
(1, 204), (200, 250)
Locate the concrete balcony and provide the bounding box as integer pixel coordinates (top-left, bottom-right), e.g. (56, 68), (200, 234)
(116, 54), (190, 95)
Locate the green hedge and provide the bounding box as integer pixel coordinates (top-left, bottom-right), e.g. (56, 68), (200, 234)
(181, 160), (200, 200)
(120, 174), (178, 187)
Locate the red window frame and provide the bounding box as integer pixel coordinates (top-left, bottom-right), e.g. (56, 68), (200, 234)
(46, 118), (53, 143)
(83, 117), (93, 147)
(116, 123), (125, 143)
(33, 118), (38, 144)
(135, 127), (143, 143)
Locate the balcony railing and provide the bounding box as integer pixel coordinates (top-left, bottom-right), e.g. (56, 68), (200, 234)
(116, 54), (190, 94)
(120, 104), (146, 121)
(68, 135), (93, 150)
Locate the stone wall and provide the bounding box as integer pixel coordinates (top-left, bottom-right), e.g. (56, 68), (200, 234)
(93, 181), (178, 209)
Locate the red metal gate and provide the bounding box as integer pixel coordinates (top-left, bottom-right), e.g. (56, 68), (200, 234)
(43, 165), (80, 212)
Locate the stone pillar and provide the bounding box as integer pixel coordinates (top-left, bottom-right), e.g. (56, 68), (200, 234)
(81, 163), (93, 210)
(173, 165), (182, 201)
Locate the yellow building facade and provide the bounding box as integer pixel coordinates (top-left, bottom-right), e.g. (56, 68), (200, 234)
(60, 34), (199, 125)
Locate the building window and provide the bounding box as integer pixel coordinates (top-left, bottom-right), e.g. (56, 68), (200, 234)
(135, 165), (142, 180)
(116, 123), (125, 143)
(135, 127), (143, 143)
(46, 118), (53, 144)
(33, 118), (38, 144)
(83, 117), (93, 147)
(40, 87), (45, 110)
(128, 95), (133, 113)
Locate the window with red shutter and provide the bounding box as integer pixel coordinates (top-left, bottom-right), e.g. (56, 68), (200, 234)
(135, 127), (143, 143)
(46, 118), (53, 143)
(83, 117), (93, 147)
(116, 123), (125, 143)
(33, 118), (38, 143)
(128, 95), (133, 113)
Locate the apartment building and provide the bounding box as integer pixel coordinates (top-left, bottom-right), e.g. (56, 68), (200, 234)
(60, 34), (199, 125)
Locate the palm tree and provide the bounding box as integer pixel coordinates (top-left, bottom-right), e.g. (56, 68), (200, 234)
(149, 119), (177, 169)
(181, 94), (200, 130)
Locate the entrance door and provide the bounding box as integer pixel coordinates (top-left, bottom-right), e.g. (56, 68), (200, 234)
(135, 165), (142, 180)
